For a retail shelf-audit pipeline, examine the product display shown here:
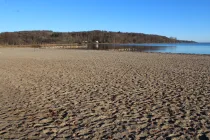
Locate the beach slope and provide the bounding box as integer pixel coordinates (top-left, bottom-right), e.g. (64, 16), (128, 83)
(0, 48), (210, 139)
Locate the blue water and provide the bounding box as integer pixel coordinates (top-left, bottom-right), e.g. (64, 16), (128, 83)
(138, 43), (210, 54)
(87, 43), (210, 55)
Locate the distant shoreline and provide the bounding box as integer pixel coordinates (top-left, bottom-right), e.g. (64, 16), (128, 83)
(0, 30), (195, 45)
(0, 42), (198, 48)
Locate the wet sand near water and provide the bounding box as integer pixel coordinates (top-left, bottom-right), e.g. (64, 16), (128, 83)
(0, 48), (210, 139)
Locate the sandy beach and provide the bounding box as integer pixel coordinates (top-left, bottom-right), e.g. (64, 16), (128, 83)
(0, 48), (210, 139)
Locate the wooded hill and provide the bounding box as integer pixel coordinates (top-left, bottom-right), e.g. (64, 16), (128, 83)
(0, 30), (195, 45)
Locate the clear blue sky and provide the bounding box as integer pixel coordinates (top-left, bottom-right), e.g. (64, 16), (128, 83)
(0, 0), (209, 42)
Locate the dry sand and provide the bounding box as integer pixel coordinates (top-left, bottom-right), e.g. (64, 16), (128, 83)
(0, 48), (210, 139)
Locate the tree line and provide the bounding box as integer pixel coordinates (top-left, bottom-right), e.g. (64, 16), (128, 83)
(0, 30), (195, 45)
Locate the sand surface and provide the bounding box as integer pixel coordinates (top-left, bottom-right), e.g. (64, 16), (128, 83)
(0, 48), (210, 139)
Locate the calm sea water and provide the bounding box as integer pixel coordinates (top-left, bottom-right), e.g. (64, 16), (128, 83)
(87, 43), (210, 55)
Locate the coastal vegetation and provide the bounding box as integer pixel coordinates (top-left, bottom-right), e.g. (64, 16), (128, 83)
(0, 30), (195, 45)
